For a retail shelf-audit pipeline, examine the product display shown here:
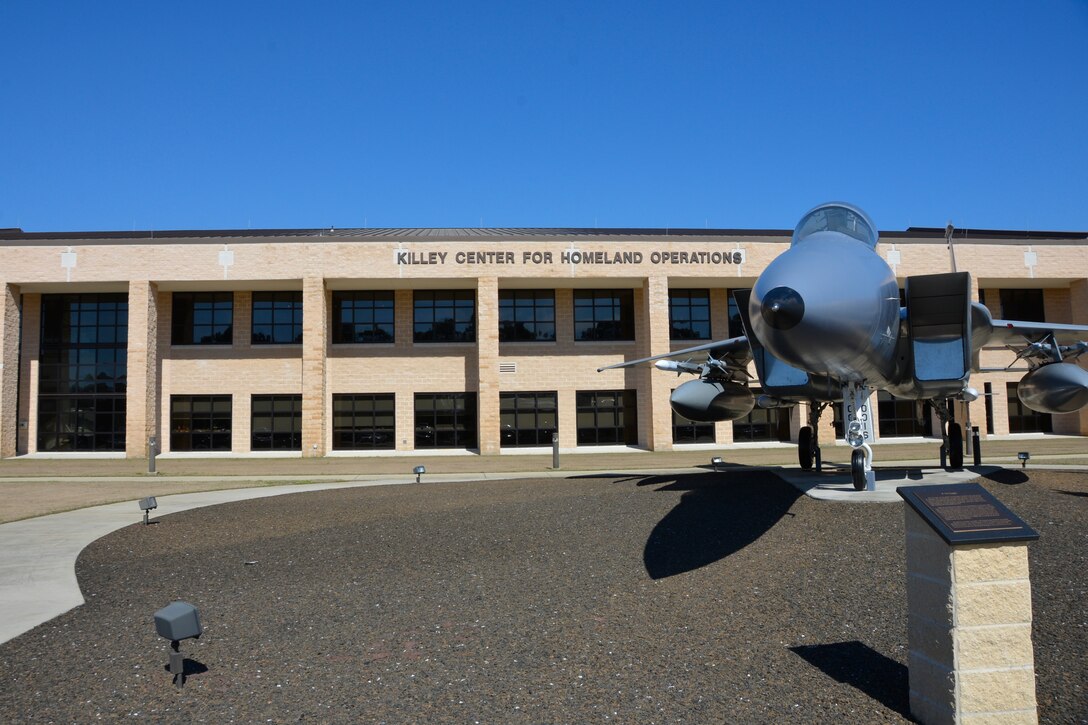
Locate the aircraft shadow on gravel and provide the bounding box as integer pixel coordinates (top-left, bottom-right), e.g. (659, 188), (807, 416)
(625, 470), (801, 579)
(789, 641), (910, 717)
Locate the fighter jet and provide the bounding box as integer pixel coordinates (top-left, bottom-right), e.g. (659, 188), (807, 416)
(598, 202), (1088, 490)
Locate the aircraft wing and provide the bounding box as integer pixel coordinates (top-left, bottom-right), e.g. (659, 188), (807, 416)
(596, 335), (752, 372)
(988, 319), (1088, 346)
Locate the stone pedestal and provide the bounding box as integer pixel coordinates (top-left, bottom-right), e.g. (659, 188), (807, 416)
(904, 505), (1039, 724)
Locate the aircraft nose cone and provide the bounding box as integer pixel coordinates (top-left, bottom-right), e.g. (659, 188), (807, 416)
(760, 286), (805, 330)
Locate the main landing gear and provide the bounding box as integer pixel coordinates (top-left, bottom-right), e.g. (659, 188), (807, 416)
(934, 400), (964, 469)
(797, 402), (827, 472)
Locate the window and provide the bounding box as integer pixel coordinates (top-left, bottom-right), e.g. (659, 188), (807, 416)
(1006, 382), (1052, 433)
(499, 290), (555, 342)
(171, 396), (232, 451)
(38, 294), (128, 452)
(574, 290), (634, 341)
(172, 292), (233, 345)
(414, 393), (478, 448)
(251, 394), (303, 450)
(500, 392), (557, 447)
(733, 389), (790, 442)
(414, 291), (476, 343)
(333, 394), (395, 450)
(252, 291), (302, 344)
(669, 289), (711, 340)
(333, 291), (395, 344)
(576, 390), (638, 445)
(727, 295), (745, 338)
(998, 289), (1045, 322)
(672, 409), (715, 444)
(877, 391), (932, 438)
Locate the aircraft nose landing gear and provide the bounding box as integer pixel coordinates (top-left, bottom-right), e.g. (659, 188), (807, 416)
(844, 383), (876, 491)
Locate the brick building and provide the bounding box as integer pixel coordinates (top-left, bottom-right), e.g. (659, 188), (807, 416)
(0, 223), (1085, 459)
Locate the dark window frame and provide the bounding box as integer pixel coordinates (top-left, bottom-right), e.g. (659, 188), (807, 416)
(997, 288), (1046, 323)
(38, 293), (129, 452)
(876, 391), (933, 438)
(251, 394), (303, 451)
(499, 391), (558, 447)
(413, 290), (476, 343)
(332, 393), (396, 450)
(414, 393), (478, 449)
(575, 390), (638, 445)
(574, 289), (635, 341)
(668, 289), (711, 341)
(252, 291), (303, 345)
(672, 409), (716, 444)
(332, 291), (395, 344)
(499, 290), (556, 342)
(172, 292), (233, 345)
(170, 395), (232, 451)
(1006, 382), (1052, 433)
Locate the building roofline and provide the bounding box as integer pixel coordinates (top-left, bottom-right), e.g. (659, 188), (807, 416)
(0, 225), (1084, 244)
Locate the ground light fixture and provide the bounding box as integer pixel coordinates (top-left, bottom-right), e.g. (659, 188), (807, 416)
(154, 601), (203, 688)
(1018, 451), (1031, 468)
(414, 465), (426, 483)
(711, 457), (724, 471)
(138, 496), (157, 525)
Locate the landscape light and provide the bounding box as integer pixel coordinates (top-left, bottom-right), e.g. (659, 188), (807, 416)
(414, 465), (426, 483)
(138, 496), (157, 526)
(153, 601), (203, 688)
(711, 457), (724, 471)
(1018, 451), (1031, 469)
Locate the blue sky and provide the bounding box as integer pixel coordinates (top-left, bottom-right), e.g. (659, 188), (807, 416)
(2, 1), (1086, 233)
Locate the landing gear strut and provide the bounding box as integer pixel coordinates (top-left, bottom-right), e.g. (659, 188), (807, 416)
(934, 399), (964, 469)
(798, 402), (827, 471)
(843, 383), (876, 491)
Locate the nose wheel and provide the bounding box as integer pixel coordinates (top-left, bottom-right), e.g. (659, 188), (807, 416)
(851, 449), (867, 490)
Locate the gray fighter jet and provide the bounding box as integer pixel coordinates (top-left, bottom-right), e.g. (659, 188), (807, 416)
(599, 202), (1088, 490)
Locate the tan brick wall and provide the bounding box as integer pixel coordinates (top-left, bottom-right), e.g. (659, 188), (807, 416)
(124, 281), (159, 457)
(476, 278), (500, 454)
(0, 284), (21, 457)
(301, 278), (327, 456)
(17, 294), (40, 454)
(643, 277), (672, 451)
(904, 507), (1038, 723)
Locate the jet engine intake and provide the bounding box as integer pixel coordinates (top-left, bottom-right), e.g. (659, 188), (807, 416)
(1017, 363), (1088, 414)
(670, 379), (755, 422)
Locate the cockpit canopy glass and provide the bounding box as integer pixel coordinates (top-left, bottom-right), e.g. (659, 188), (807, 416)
(791, 203), (878, 249)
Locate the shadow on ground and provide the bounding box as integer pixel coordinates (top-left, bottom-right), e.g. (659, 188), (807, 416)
(789, 641), (910, 718)
(616, 471), (801, 579)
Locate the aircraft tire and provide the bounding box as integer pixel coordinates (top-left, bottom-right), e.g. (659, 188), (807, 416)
(851, 449), (866, 491)
(798, 427), (814, 470)
(948, 423), (964, 469)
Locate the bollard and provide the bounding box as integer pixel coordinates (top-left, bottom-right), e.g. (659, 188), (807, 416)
(551, 431), (560, 469)
(148, 436), (158, 474)
(972, 426), (981, 467)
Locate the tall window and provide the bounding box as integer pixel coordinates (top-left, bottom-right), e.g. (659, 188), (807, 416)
(38, 293), (128, 452)
(727, 296), (745, 338)
(997, 289), (1045, 322)
(170, 395), (232, 451)
(574, 290), (634, 341)
(672, 410), (715, 444)
(172, 292), (233, 345)
(1006, 382), (1052, 433)
(669, 289), (711, 340)
(252, 291), (302, 344)
(876, 392), (932, 437)
(251, 394), (303, 450)
(414, 291), (476, 343)
(499, 290), (555, 342)
(500, 392), (557, 447)
(332, 394), (396, 450)
(415, 393), (478, 448)
(333, 291), (395, 344)
(576, 390), (638, 445)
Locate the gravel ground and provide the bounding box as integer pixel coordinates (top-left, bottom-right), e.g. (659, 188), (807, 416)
(0, 469), (1084, 724)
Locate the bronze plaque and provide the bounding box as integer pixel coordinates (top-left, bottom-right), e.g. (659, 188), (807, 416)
(897, 483), (1039, 545)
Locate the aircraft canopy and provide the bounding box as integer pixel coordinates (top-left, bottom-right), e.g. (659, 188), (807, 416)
(791, 202), (879, 249)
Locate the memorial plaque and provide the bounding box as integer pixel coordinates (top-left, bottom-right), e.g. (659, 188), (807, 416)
(897, 483), (1039, 544)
